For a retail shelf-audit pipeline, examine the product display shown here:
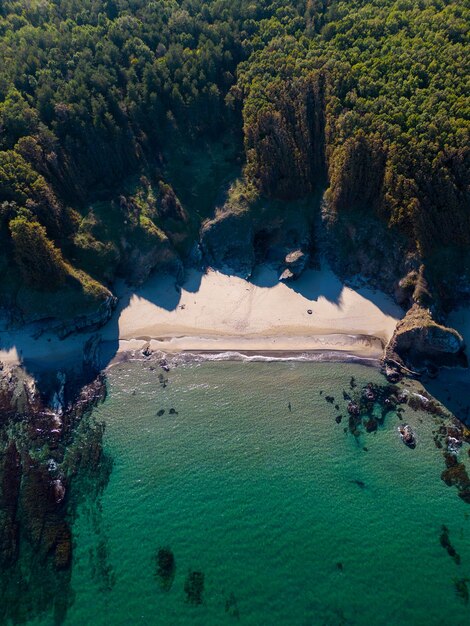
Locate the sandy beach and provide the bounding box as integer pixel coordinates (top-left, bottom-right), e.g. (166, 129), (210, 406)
(0, 265), (403, 368)
(109, 265), (402, 356)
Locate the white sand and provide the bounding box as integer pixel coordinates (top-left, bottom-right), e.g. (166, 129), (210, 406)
(0, 265), (403, 368)
(104, 265), (402, 358)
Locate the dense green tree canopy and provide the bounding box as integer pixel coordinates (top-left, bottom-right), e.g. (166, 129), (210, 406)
(0, 0), (468, 319)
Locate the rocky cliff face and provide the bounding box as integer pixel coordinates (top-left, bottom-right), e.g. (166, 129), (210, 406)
(200, 191), (314, 281)
(200, 208), (255, 278)
(52, 295), (117, 339)
(321, 207), (416, 296)
(125, 236), (184, 286)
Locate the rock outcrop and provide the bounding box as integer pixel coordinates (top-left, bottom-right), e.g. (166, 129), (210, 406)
(322, 206), (414, 296)
(53, 295), (117, 339)
(253, 207), (313, 280)
(385, 304), (466, 371)
(126, 238), (183, 286)
(200, 208), (254, 278)
(279, 250), (309, 281)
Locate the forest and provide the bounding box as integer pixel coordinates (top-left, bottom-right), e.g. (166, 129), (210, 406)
(0, 0), (468, 324)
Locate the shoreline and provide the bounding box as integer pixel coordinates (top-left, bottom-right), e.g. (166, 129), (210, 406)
(0, 265), (402, 372)
(111, 331), (385, 359)
(105, 343), (383, 369)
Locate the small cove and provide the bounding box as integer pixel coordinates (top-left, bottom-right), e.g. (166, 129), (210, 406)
(25, 360), (470, 625)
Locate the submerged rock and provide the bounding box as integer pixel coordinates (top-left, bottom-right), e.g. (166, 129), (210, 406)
(155, 547), (175, 591)
(184, 570), (204, 605)
(365, 417), (378, 433)
(350, 479), (366, 489)
(439, 525), (461, 565)
(454, 578), (470, 605)
(225, 592), (240, 619)
(54, 524), (72, 570)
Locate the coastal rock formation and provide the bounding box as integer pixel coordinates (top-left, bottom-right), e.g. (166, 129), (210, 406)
(322, 206), (413, 296)
(0, 349), (111, 624)
(200, 208), (254, 278)
(53, 295), (117, 338)
(126, 236), (183, 286)
(253, 207), (313, 280)
(279, 250), (309, 281)
(385, 304), (466, 371)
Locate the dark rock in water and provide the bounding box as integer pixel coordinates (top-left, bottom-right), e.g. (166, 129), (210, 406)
(54, 524), (72, 570)
(155, 547), (175, 591)
(158, 373), (168, 388)
(0, 362), (111, 624)
(342, 391), (351, 401)
(350, 377), (357, 389)
(334, 404), (340, 411)
(90, 539), (116, 592)
(225, 592), (240, 619)
(440, 525), (461, 565)
(459, 488), (470, 504)
(335, 415), (342, 424)
(336, 562), (344, 571)
(142, 345), (152, 357)
(184, 570), (204, 605)
(365, 417), (378, 433)
(362, 385), (375, 402)
(350, 479), (366, 489)
(169, 408), (178, 415)
(398, 424), (416, 448)
(325, 396), (334, 404)
(384, 365), (402, 383)
(441, 453), (470, 504)
(454, 578), (470, 605)
(441, 462), (470, 489)
(347, 401), (360, 416)
(157, 409), (165, 417)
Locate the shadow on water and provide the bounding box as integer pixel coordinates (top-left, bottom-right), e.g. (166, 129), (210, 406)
(422, 369), (470, 426)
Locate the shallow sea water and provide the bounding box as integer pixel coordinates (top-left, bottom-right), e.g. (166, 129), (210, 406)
(32, 360), (470, 625)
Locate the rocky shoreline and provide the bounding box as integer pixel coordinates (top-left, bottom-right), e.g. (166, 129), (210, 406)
(0, 338), (111, 624)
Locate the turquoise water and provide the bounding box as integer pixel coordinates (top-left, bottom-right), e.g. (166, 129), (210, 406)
(33, 360), (470, 625)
